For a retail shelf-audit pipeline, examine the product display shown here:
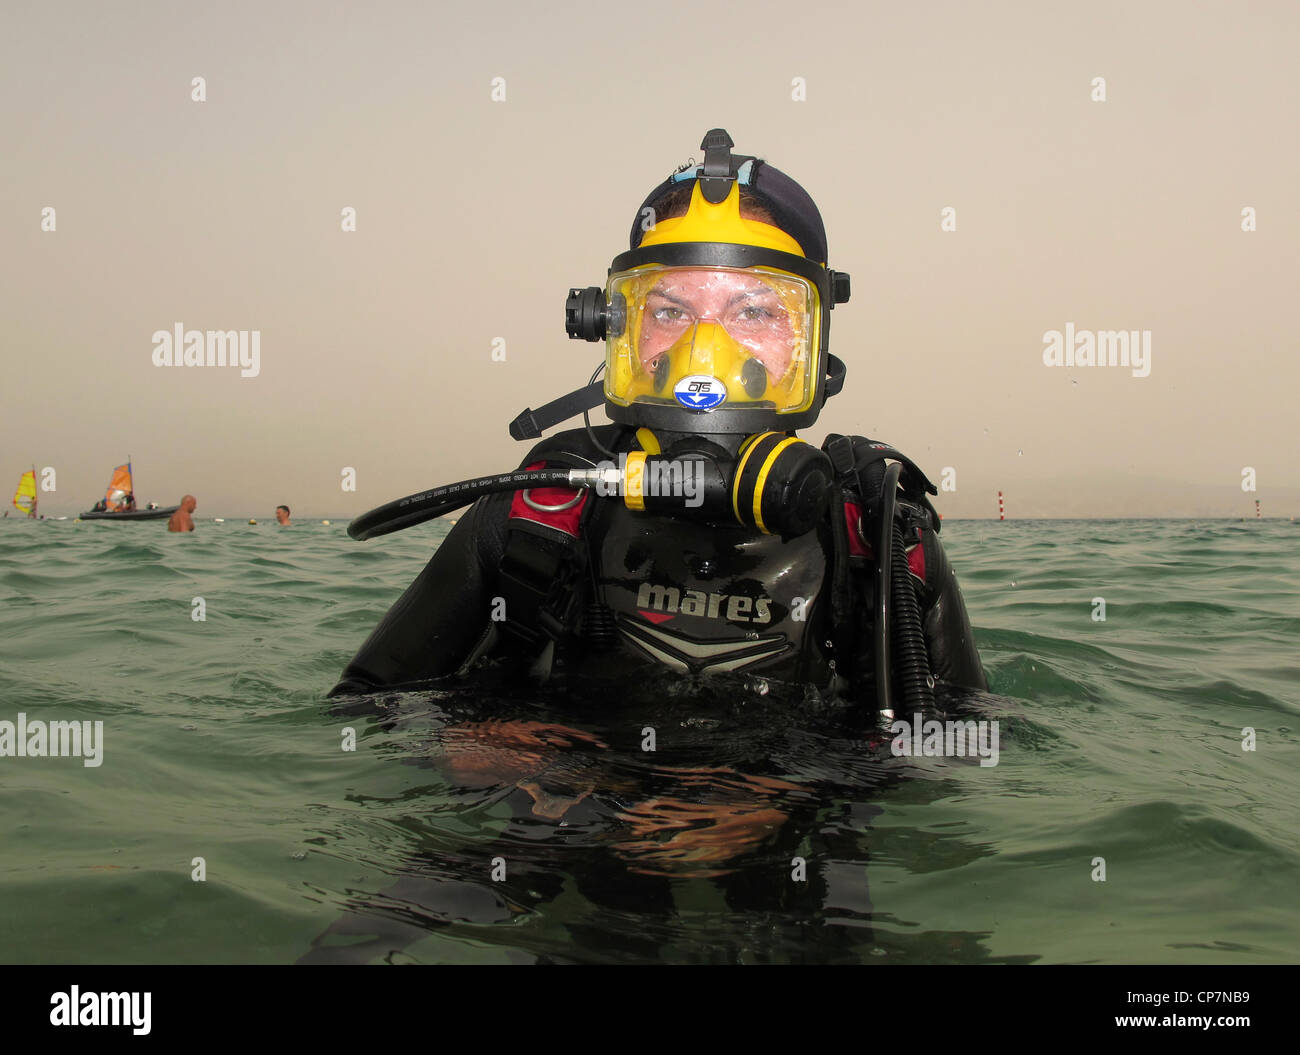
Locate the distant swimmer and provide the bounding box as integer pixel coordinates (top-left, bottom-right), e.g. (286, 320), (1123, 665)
(275, 504), (292, 527)
(168, 495), (197, 533)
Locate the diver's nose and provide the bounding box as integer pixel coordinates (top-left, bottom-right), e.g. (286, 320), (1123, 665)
(687, 320), (728, 369)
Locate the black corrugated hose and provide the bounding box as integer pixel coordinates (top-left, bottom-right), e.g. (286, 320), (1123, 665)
(890, 503), (936, 713)
(874, 462), (936, 715)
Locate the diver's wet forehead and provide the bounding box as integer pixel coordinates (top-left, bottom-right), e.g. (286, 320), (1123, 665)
(646, 270), (780, 307)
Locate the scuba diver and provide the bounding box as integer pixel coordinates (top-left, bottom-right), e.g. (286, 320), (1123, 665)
(331, 128), (985, 713)
(306, 130), (991, 962)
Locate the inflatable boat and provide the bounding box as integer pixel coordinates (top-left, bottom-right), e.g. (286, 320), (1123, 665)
(81, 505), (179, 521)
(83, 460), (179, 521)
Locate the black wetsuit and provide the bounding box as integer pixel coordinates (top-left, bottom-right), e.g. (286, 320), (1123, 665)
(330, 425), (986, 701)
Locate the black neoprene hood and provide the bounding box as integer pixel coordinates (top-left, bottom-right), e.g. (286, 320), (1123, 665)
(628, 138), (831, 264)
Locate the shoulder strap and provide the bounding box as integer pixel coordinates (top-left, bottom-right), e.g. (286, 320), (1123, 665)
(497, 466), (594, 649)
(823, 433), (942, 534)
(495, 431), (629, 652)
(821, 435), (874, 698)
(825, 434), (936, 494)
(820, 433), (945, 703)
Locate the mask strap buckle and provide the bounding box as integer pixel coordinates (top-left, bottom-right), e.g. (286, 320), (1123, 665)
(699, 128), (737, 204)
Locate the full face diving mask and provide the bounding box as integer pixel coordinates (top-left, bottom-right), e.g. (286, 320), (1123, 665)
(563, 131), (850, 436)
(605, 264), (818, 420)
(351, 130), (862, 545)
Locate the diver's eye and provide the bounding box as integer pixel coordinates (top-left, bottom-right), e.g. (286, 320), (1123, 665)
(651, 307), (687, 323)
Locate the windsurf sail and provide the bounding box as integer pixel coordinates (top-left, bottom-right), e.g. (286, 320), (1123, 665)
(12, 468), (37, 517)
(103, 462), (133, 512)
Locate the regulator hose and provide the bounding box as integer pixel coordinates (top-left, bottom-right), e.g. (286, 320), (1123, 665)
(347, 469), (573, 541)
(873, 463), (900, 716)
(873, 462), (936, 715)
(890, 511), (936, 712)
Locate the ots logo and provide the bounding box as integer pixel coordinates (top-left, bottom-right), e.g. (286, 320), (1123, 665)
(637, 583), (772, 624)
(674, 375), (727, 410)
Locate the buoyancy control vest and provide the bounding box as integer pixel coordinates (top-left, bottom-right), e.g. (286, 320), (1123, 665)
(488, 424), (950, 708)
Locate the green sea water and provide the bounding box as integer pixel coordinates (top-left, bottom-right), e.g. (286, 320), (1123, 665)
(1, 516), (1296, 965)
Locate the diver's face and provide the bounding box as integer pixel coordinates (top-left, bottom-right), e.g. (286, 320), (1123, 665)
(638, 270), (797, 381)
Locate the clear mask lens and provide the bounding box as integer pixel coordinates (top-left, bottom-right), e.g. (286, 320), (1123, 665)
(605, 266), (819, 416)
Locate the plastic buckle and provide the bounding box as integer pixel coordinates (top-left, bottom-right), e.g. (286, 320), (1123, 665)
(824, 435), (857, 484)
(698, 128), (736, 204)
(509, 408), (542, 441)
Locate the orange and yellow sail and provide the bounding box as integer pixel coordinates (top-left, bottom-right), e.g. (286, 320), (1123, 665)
(12, 468), (37, 517)
(103, 463), (133, 512)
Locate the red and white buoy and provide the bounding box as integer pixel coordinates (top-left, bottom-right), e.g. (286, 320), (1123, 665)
(998, 490), (1005, 521)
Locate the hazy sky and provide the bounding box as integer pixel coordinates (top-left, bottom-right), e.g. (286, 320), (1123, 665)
(3, 0), (1297, 518)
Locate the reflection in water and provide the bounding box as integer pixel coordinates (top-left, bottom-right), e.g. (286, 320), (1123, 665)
(301, 680), (1037, 964)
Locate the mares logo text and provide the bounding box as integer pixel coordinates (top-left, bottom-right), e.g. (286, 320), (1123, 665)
(636, 583), (772, 624)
